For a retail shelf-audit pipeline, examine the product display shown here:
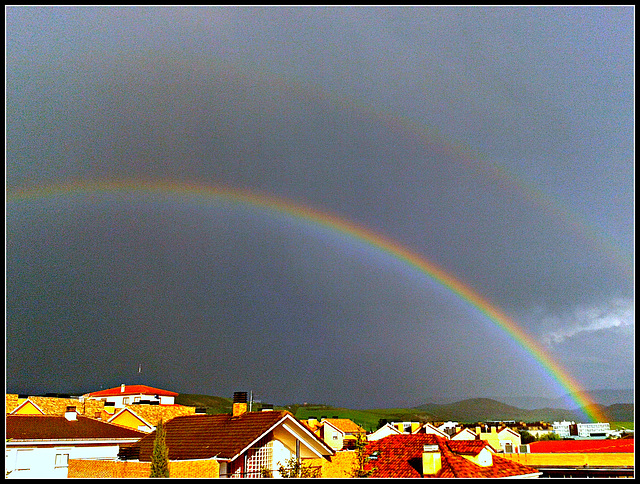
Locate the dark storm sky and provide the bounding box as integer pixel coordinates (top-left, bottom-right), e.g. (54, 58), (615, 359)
(6, 6), (634, 408)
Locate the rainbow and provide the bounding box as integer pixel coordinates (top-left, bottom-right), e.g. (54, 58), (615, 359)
(219, 54), (632, 281)
(7, 179), (607, 422)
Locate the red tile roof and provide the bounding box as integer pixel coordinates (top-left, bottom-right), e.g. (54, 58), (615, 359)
(530, 439), (634, 453)
(120, 410), (333, 462)
(86, 384), (178, 398)
(363, 434), (541, 478)
(6, 415), (147, 440)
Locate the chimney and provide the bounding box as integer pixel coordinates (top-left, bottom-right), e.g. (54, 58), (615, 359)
(65, 406), (78, 421)
(476, 426), (481, 435)
(232, 391), (248, 417)
(121, 384), (125, 393)
(261, 404), (274, 412)
(422, 444), (442, 476)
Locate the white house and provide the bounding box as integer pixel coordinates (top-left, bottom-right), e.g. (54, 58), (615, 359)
(367, 423), (403, 441)
(451, 428), (478, 440)
(80, 383), (178, 407)
(5, 410), (146, 478)
(412, 422), (450, 439)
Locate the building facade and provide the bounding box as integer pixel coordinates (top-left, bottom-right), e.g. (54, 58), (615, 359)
(552, 421), (611, 438)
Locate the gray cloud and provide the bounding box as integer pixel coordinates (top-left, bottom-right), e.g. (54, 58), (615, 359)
(6, 6), (633, 406)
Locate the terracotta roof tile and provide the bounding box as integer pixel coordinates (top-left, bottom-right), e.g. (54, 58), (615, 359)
(6, 415), (146, 440)
(363, 434), (541, 478)
(123, 403), (195, 424)
(122, 411), (306, 461)
(87, 385), (178, 398)
(323, 418), (365, 434)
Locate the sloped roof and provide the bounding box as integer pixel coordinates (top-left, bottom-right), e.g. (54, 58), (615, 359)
(86, 384), (178, 398)
(120, 410), (333, 462)
(497, 426), (521, 437)
(413, 423), (450, 438)
(530, 439), (634, 453)
(6, 415), (146, 441)
(451, 427), (477, 439)
(363, 434), (541, 478)
(108, 407), (154, 429)
(9, 399), (45, 415)
(323, 418), (365, 434)
(123, 403), (195, 425)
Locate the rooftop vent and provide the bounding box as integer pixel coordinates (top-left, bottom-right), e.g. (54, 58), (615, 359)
(65, 406), (78, 421)
(233, 392), (248, 403)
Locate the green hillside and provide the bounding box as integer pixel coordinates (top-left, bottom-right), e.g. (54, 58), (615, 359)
(175, 393), (233, 414)
(290, 404), (430, 432)
(174, 394), (633, 425)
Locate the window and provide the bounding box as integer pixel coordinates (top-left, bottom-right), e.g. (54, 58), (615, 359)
(245, 440), (273, 478)
(134, 396), (141, 403)
(15, 449), (33, 471)
(123, 397), (130, 405)
(332, 434), (338, 440)
(55, 453), (69, 468)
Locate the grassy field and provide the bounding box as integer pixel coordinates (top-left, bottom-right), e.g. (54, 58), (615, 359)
(286, 405), (430, 432)
(610, 421), (634, 430)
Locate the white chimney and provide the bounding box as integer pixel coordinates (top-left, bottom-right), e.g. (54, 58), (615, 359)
(65, 406), (78, 421)
(422, 444), (442, 476)
(121, 383), (125, 393)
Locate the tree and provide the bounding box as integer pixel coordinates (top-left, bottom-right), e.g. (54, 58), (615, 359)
(539, 432), (562, 441)
(350, 433), (375, 478)
(376, 418), (388, 430)
(520, 430), (537, 444)
(150, 420), (170, 478)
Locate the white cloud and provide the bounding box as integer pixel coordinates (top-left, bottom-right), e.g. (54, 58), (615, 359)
(541, 297), (634, 346)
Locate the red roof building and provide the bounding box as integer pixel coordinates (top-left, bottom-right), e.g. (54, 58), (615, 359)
(84, 384), (178, 398)
(82, 384), (178, 407)
(118, 410), (334, 478)
(529, 439), (634, 454)
(363, 434), (541, 478)
(501, 438), (634, 477)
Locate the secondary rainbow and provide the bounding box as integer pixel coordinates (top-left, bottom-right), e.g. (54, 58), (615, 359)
(7, 179), (607, 422)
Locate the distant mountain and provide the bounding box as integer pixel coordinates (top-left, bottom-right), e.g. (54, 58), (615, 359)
(570, 389), (634, 407)
(413, 398), (633, 423)
(487, 389), (634, 410)
(602, 404), (634, 422)
(414, 398), (584, 423)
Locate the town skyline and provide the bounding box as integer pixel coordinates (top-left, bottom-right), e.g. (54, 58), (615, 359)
(7, 6), (633, 410)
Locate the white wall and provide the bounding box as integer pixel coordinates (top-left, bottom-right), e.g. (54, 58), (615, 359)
(90, 392), (174, 407)
(6, 444), (120, 479)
